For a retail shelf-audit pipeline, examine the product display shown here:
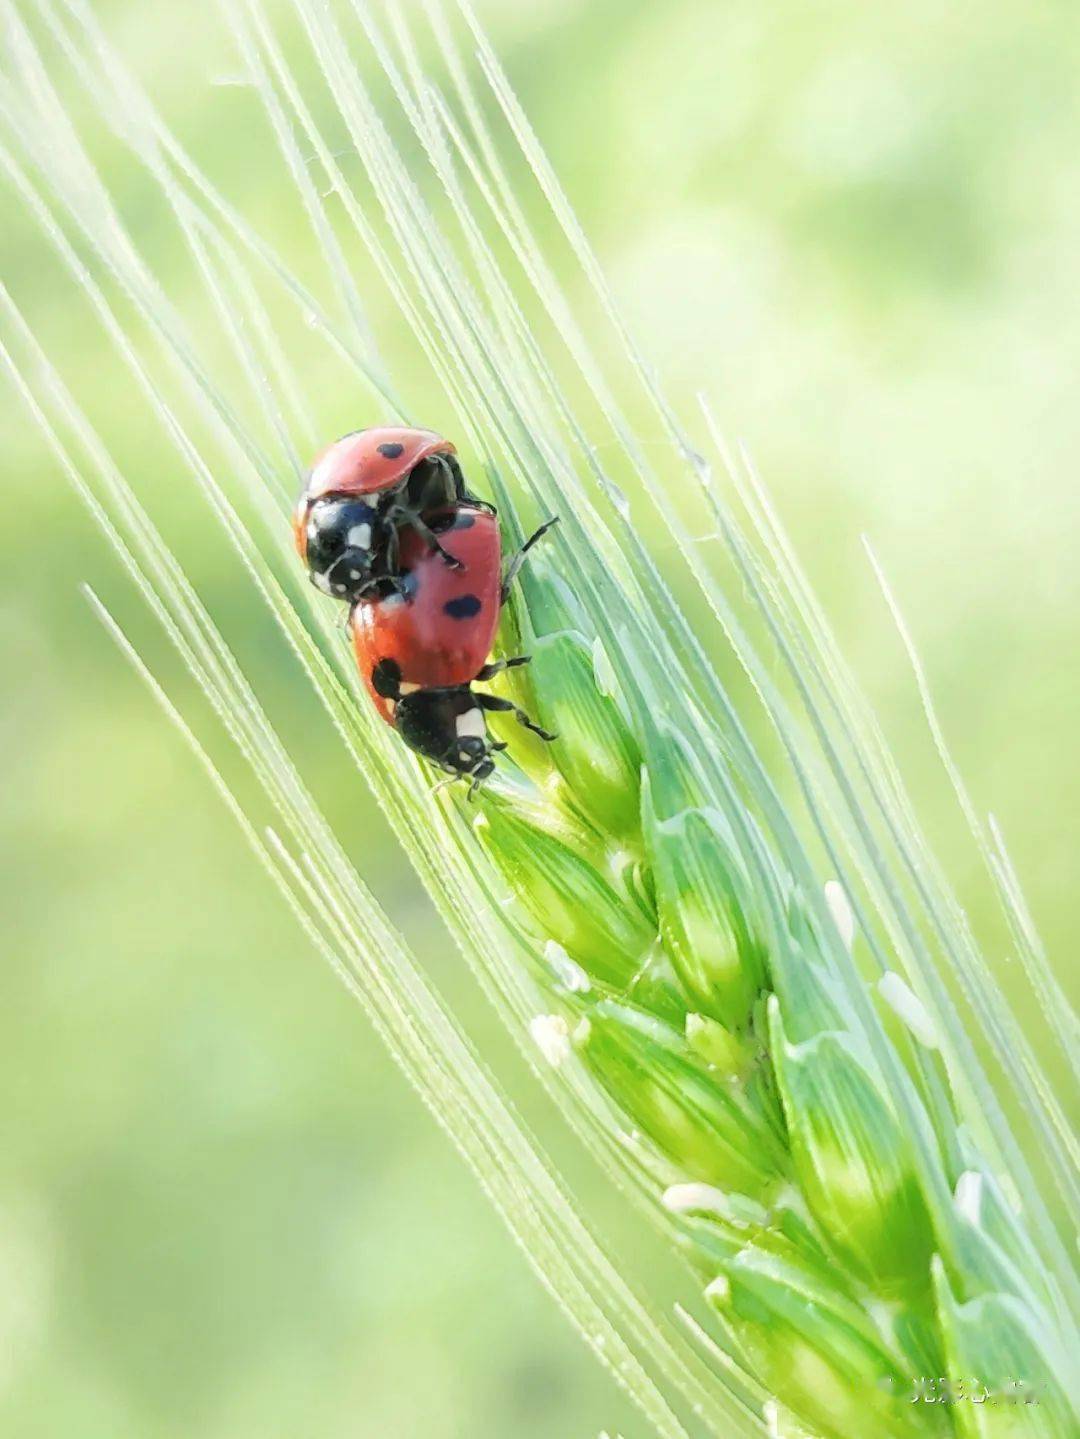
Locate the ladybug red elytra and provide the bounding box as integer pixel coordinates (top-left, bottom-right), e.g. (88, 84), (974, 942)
(293, 426), (481, 601)
(350, 505), (558, 793)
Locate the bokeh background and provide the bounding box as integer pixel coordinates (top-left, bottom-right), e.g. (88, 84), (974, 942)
(3, 0), (1078, 1434)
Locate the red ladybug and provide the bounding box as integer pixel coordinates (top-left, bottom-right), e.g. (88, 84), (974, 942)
(350, 505), (558, 792)
(293, 426), (480, 601)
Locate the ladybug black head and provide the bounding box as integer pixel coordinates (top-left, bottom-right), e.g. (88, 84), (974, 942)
(393, 689), (495, 789)
(448, 733), (492, 778)
(448, 738), (495, 796)
(303, 495), (390, 601)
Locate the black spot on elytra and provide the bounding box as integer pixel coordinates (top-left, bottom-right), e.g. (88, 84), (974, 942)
(371, 657), (402, 698)
(376, 441), (405, 459)
(444, 594), (482, 620)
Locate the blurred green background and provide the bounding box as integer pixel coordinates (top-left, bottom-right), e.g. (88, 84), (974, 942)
(3, 0), (1078, 1434)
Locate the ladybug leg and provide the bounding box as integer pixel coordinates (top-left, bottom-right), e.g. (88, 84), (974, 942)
(475, 655), (531, 681)
(382, 498), (464, 569)
(384, 521), (401, 576)
(443, 453), (471, 505)
(476, 692), (557, 743)
(407, 510), (465, 569)
(466, 752), (499, 799)
(432, 453), (495, 513)
(500, 516), (559, 604)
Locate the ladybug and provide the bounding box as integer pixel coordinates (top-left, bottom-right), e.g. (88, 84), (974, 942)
(350, 505), (558, 793)
(293, 426), (482, 601)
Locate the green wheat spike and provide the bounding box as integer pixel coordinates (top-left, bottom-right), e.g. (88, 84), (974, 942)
(0, 0), (1077, 1435)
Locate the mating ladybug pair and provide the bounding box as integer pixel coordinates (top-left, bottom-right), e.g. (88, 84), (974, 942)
(293, 427), (556, 792)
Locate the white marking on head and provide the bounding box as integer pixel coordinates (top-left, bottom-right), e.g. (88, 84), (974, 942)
(347, 522), (372, 550)
(398, 681), (419, 695)
(529, 1014), (572, 1067)
(312, 570), (334, 594)
(455, 708), (486, 739)
(457, 747), (473, 764)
